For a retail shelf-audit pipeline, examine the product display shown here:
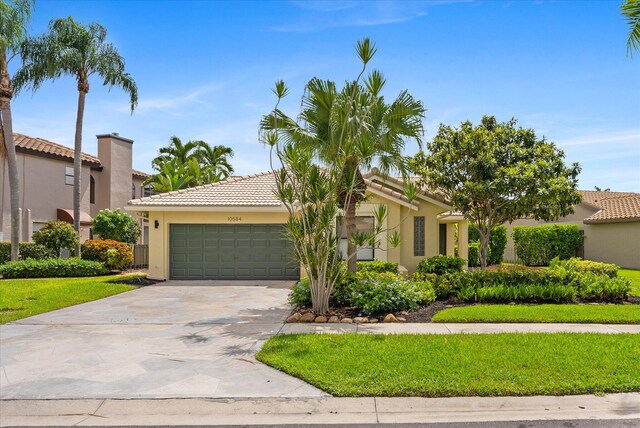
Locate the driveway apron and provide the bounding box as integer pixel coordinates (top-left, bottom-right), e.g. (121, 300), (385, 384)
(0, 281), (326, 399)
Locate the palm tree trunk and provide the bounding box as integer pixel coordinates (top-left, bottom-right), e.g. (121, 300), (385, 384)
(0, 53), (21, 261)
(345, 197), (357, 273)
(73, 89), (86, 256)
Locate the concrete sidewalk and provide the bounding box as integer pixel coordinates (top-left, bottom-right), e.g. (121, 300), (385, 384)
(1, 393), (639, 426)
(279, 322), (640, 335)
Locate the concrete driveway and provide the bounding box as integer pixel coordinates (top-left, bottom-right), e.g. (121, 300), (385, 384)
(0, 281), (326, 399)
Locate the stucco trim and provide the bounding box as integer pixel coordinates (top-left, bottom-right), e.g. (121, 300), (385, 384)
(125, 205), (289, 212)
(583, 217), (640, 224)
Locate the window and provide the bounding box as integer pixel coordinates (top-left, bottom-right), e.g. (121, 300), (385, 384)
(132, 183), (137, 199)
(89, 176), (95, 204)
(143, 185), (152, 197)
(337, 216), (374, 261)
(65, 167), (74, 186)
(414, 216), (425, 256)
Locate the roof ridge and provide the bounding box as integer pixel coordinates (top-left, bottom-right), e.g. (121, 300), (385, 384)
(14, 132), (101, 161)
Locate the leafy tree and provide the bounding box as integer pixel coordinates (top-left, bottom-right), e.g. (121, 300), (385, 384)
(261, 40), (424, 273)
(32, 220), (79, 257)
(13, 17), (138, 256)
(92, 209), (141, 244)
(194, 142), (234, 181)
(622, 0), (640, 56)
(411, 116), (581, 269)
(0, 0), (32, 261)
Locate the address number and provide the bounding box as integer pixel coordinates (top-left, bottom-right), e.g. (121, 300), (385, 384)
(227, 216), (242, 222)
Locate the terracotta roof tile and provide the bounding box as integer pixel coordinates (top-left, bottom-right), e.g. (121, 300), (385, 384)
(13, 133), (101, 166)
(582, 192), (640, 223)
(132, 169), (150, 179)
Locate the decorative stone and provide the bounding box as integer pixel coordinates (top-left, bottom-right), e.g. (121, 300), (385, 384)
(383, 313), (398, 323)
(369, 318), (379, 323)
(397, 316), (407, 322)
(299, 312), (316, 323)
(328, 316), (340, 323)
(315, 315), (327, 323)
(341, 318), (353, 324)
(354, 317), (369, 324)
(286, 312), (302, 323)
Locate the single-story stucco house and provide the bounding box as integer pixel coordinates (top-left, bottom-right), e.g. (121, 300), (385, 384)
(125, 171), (469, 281)
(504, 190), (640, 269)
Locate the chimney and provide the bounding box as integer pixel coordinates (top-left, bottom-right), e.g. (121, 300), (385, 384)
(96, 133), (134, 211)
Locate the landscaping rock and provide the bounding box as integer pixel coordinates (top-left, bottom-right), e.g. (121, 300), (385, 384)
(328, 316), (340, 323)
(354, 317), (369, 324)
(383, 313), (398, 323)
(397, 316), (407, 322)
(315, 315), (327, 323)
(299, 312), (316, 323)
(341, 318), (353, 324)
(286, 312), (302, 323)
(369, 318), (379, 323)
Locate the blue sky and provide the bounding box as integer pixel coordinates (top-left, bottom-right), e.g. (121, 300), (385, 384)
(9, 0), (640, 191)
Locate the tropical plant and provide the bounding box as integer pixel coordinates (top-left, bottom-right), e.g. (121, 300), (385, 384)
(411, 116), (581, 269)
(0, 0), (32, 261)
(261, 40), (425, 274)
(622, 0), (640, 56)
(32, 220), (79, 257)
(92, 209), (141, 244)
(13, 16), (138, 255)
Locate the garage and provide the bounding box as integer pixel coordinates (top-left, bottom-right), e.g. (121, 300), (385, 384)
(169, 224), (300, 280)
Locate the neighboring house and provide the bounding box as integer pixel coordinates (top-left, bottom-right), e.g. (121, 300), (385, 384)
(125, 171), (469, 281)
(504, 190), (640, 269)
(0, 132), (151, 244)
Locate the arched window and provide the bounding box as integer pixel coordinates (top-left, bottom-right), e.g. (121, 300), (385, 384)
(132, 183), (136, 199)
(90, 176), (96, 204)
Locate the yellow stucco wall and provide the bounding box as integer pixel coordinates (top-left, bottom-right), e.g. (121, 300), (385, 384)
(583, 222), (640, 269)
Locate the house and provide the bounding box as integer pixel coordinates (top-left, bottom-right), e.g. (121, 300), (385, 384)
(0, 132), (150, 243)
(504, 190), (640, 269)
(125, 170), (469, 281)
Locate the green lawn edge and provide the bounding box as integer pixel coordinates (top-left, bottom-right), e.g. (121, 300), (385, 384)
(256, 333), (640, 397)
(0, 274), (140, 323)
(620, 269), (640, 297)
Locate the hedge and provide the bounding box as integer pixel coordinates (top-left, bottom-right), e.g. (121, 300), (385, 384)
(468, 242), (491, 267)
(357, 260), (399, 274)
(0, 258), (108, 279)
(417, 255), (465, 275)
(550, 257), (618, 278)
(0, 242), (56, 264)
(81, 239), (134, 271)
(468, 225), (507, 265)
(513, 224), (583, 266)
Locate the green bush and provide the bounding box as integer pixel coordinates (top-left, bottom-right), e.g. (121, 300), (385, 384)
(0, 242), (56, 264)
(575, 273), (630, 302)
(418, 255), (465, 275)
(549, 257), (618, 278)
(468, 242), (490, 267)
(357, 260), (399, 274)
(81, 239), (134, 270)
(457, 284), (576, 303)
(0, 258), (108, 279)
(513, 224), (583, 266)
(344, 272), (435, 315)
(32, 220), (78, 256)
(92, 209), (142, 244)
(468, 225), (507, 265)
(289, 277), (312, 307)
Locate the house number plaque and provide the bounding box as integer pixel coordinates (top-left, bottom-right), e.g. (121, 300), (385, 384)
(227, 216), (242, 222)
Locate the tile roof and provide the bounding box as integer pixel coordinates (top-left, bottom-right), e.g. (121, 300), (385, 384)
(132, 169), (151, 179)
(13, 133), (101, 166)
(581, 191), (640, 223)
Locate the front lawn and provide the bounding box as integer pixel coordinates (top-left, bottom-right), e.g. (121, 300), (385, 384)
(0, 275), (139, 323)
(620, 269), (640, 296)
(431, 303), (640, 324)
(257, 333), (640, 397)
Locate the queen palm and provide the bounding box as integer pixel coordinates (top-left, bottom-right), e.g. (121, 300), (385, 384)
(623, 0), (640, 56)
(0, 0), (32, 261)
(152, 136), (200, 169)
(262, 57), (425, 273)
(194, 143), (234, 180)
(13, 17), (138, 255)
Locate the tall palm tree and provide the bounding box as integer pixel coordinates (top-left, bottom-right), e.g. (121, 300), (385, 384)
(262, 53), (425, 273)
(152, 136), (200, 168)
(623, 0), (640, 56)
(13, 17), (138, 255)
(0, 0), (32, 261)
(194, 142), (234, 180)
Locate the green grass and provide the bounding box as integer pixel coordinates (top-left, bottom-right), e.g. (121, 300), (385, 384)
(620, 269), (640, 296)
(0, 275), (138, 323)
(431, 304), (640, 324)
(257, 333), (640, 397)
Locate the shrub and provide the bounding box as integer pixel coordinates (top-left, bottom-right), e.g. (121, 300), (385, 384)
(344, 272), (436, 315)
(549, 257), (618, 278)
(418, 255), (465, 275)
(457, 284), (576, 303)
(0, 258), (108, 279)
(32, 220), (78, 256)
(0, 242), (56, 264)
(81, 239), (134, 270)
(575, 273), (631, 302)
(92, 209), (142, 244)
(468, 224), (507, 265)
(289, 277), (312, 307)
(357, 260), (399, 274)
(513, 224), (583, 266)
(468, 242), (491, 267)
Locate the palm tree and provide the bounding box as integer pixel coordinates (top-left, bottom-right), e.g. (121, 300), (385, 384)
(13, 17), (138, 255)
(194, 142), (234, 180)
(262, 46), (425, 273)
(0, 0), (32, 261)
(623, 0), (640, 56)
(144, 158), (195, 193)
(152, 136), (200, 169)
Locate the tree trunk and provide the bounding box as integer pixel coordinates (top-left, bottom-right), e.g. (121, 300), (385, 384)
(478, 225), (490, 269)
(73, 89), (86, 256)
(0, 53), (21, 261)
(345, 197), (357, 273)
(310, 278), (330, 315)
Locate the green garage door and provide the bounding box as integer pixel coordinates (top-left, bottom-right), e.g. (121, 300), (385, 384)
(169, 224), (300, 280)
